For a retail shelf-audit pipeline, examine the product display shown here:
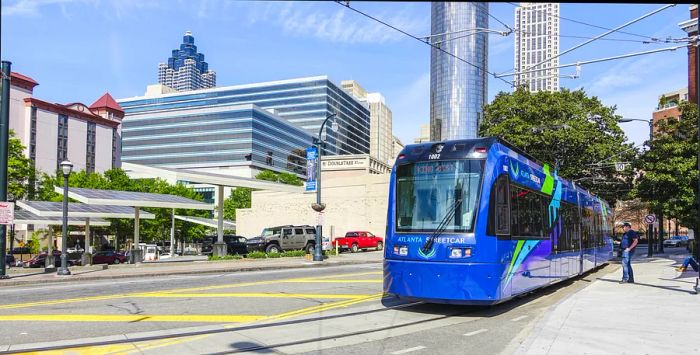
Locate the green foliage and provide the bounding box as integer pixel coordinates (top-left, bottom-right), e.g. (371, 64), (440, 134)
(247, 251), (267, 259)
(479, 88), (636, 204)
(633, 102), (698, 231)
(223, 170), (302, 221)
(29, 231), (42, 254)
(223, 188), (252, 221)
(207, 254), (243, 261)
(8, 130), (35, 200)
(266, 251), (282, 258)
(281, 250), (306, 257)
(254, 170), (303, 186)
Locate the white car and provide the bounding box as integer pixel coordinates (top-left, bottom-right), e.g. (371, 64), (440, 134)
(322, 237), (332, 251)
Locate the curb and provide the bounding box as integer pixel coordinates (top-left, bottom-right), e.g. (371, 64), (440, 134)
(0, 259), (382, 287)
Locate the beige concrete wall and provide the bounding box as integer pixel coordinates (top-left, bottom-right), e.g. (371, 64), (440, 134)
(237, 173), (390, 241)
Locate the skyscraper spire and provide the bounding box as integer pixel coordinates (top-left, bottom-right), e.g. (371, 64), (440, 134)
(157, 31), (216, 91)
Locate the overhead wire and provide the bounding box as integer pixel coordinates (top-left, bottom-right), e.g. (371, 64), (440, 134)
(334, 1), (515, 87)
(505, 2), (664, 41)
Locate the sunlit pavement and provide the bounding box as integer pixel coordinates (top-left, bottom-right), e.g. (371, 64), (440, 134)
(0, 253), (622, 355)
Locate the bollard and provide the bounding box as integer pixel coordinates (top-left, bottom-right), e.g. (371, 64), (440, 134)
(335, 240), (339, 256)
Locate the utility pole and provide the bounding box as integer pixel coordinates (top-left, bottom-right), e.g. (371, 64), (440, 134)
(0, 61), (11, 279)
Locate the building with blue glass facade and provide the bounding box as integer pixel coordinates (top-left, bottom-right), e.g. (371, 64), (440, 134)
(158, 31), (216, 91)
(117, 76), (371, 178)
(430, 2), (489, 140)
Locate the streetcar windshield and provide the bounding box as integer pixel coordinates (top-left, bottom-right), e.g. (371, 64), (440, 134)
(396, 160), (483, 233)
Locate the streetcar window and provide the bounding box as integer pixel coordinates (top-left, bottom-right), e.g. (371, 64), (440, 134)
(510, 185), (547, 239)
(395, 160), (483, 233)
(489, 174), (510, 236)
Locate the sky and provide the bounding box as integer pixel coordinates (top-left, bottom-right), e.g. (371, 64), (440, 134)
(1, 1), (693, 149)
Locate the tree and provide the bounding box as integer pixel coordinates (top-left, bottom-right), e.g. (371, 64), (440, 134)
(8, 130), (34, 200)
(222, 170), (303, 221)
(634, 102), (698, 232)
(223, 187), (252, 221)
(479, 88), (636, 204)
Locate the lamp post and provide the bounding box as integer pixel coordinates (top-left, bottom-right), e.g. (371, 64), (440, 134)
(0, 61), (11, 279)
(57, 160), (73, 276)
(311, 112), (338, 262)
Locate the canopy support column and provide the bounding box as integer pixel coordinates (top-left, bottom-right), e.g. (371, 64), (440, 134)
(170, 208), (175, 256)
(213, 185), (227, 257)
(82, 218), (91, 266)
(131, 208), (142, 263)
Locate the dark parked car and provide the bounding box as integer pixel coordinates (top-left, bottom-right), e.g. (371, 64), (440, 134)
(24, 250), (71, 268)
(202, 235), (248, 256)
(5, 253), (15, 267)
(92, 251), (127, 265)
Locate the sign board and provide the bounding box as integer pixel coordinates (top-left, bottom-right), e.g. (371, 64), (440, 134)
(614, 162), (627, 172)
(321, 158), (369, 171)
(0, 202), (14, 225)
(644, 214), (656, 225)
(305, 147), (318, 192)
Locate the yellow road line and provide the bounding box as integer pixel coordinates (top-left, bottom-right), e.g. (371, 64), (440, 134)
(0, 271), (381, 310)
(0, 314), (267, 323)
(280, 279), (382, 283)
(129, 292), (375, 299)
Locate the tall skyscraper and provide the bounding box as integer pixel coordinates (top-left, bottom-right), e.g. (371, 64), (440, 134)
(157, 31), (216, 91)
(430, 2), (489, 141)
(514, 3), (560, 92)
(341, 80), (394, 165)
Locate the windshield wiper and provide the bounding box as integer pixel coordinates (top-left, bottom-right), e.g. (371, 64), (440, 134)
(421, 197), (462, 253)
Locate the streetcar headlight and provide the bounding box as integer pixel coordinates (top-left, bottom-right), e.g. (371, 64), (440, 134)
(449, 248), (463, 258)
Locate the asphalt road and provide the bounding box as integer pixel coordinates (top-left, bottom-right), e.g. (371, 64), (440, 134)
(0, 255), (618, 354)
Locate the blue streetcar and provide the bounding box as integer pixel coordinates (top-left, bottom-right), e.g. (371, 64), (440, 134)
(384, 137), (614, 305)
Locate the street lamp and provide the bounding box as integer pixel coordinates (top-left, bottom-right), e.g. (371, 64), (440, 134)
(311, 112), (338, 262)
(57, 160), (73, 276)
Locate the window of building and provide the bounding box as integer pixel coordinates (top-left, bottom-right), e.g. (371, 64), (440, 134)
(86, 122), (96, 174)
(112, 128), (118, 169)
(56, 114), (68, 171)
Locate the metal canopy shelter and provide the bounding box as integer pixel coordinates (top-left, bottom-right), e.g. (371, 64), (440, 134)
(174, 215), (236, 230)
(16, 201), (156, 258)
(53, 187), (214, 262)
(122, 162), (303, 256)
(17, 201), (156, 219)
(13, 209), (111, 226)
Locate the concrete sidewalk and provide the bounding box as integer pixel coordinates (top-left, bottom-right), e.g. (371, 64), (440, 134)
(0, 251), (383, 287)
(516, 250), (700, 355)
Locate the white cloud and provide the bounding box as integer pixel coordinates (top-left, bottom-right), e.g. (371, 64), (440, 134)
(1, 0), (91, 17)
(247, 2), (428, 45)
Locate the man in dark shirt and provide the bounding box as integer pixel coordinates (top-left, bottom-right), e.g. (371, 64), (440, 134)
(620, 222), (639, 283)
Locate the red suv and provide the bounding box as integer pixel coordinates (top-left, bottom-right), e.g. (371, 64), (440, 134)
(92, 251), (127, 265)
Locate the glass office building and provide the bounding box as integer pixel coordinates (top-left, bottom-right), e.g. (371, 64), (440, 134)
(118, 76), (370, 178)
(430, 2), (489, 140)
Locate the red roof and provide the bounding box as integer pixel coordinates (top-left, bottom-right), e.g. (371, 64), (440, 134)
(89, 93), (123, 112)
(10, 72), (39, 90)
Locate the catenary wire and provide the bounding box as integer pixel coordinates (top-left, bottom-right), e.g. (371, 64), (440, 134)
(506, 2), (663, 40)
(335, 1), (515, 87)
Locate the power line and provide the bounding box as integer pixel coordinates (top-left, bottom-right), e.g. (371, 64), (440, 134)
(514, 28), (676, 44)
(506, 2), (664, 41)
(520, 4), (675, 74)
(335, 1), (515, 87)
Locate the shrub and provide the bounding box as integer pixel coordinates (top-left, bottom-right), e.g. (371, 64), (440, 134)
(247, 251), (267, 259)
(207, 254), (243, 261)
(266, 251), (282, 258)
(280, 250), (306, 257)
